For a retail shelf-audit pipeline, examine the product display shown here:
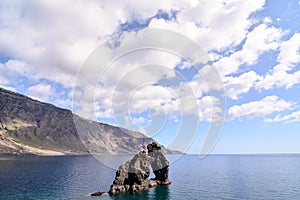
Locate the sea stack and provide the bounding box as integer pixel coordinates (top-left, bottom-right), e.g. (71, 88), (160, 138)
(109, 142), (171, 195)
(92, 142), (171, 196)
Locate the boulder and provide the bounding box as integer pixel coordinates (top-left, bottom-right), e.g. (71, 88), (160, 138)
(91, 191), (105, 196)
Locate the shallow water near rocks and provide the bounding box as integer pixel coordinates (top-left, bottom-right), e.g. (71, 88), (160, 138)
(1, 154), (300, 199)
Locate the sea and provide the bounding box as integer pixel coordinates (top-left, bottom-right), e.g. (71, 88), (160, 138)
(0, 154), (300, 200)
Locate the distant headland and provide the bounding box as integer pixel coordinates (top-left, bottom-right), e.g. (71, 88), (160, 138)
(0, 87), (180, 156)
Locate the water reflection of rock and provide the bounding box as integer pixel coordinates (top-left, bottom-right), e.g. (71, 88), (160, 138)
(152, 185), (170, 200)
(91, 142), (171, 196)
(109, 185), (170, 200)
(110, 191), (150, 200)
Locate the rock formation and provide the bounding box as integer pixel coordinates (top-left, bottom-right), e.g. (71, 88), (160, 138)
(92, 142), (171, 196)
(147, 142), (170, 183)
(108, 150), (151, 194)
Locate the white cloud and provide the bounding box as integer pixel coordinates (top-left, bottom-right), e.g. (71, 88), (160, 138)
(214, 23), (283, 77)
(0, 59), (32, 78)
(192, 22), (283, 100)
(128, 85), (178, 114)
(94, 74), (223, 123)
(239, 24), (283, 63)
(224, 71), (261, 100)
(149, 0), (266, 51)
(256, 33), (300, 90)
(263, 17), (272, 24)
(278, 33), (300, 64)
(256, 64), (300, 90)
(131, 116), (145, 125)
(95, 108), (114, 119)
(227, 96), (295, 120)
(265, 110), (300, 123)
(0, 0), (188, 88)
(26, 83), (55, 102)
(198, 96), (223, 122)
(97, 48), (180, 88)
(0, 59), (40, 87)
(54, 98), (72, 110)
(188, 74), (210, 99)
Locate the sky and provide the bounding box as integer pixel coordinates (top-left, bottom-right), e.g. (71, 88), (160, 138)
(0, 0), (300, 154)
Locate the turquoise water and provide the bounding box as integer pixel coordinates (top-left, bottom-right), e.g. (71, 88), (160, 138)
(1, 155), (300, 199)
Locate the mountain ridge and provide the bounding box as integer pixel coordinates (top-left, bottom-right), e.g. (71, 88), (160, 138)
(0, 87), (177, 155)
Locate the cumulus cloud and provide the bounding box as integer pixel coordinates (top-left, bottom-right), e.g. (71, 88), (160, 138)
(224, 71), (261, 100)
(128, 84), (179, 115)
(72, 25), (225, 123)
(149, 0), (266, 51)
(278, 33), (300, 64)
(4, 0), (294, 126)
(192, 22), (285, 101)
(227, 96), (295, 120)
(0, 0), (188, 88)
(256, 33), (300, 90)
(214, 23), (283, 77)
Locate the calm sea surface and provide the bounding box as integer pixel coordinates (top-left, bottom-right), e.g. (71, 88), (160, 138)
(1, 154), (300, 200)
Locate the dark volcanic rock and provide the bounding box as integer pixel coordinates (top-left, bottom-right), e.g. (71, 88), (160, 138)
(128, 150), (150, 185)
(109, 150), (151, 195)
(104, 142), (171, 196)
(147, 142), (170, 182)
(91, 191), (105, 196)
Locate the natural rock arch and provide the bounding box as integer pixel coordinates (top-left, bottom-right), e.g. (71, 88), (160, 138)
(100, 142), (171, 195)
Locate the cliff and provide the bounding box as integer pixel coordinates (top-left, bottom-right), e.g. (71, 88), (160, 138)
(0, 87), (176, 155)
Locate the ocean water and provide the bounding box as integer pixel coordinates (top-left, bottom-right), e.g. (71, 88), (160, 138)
(1, 154), (300, 200)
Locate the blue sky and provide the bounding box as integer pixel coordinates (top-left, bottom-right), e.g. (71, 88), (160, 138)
(0, 0), (300, 154)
